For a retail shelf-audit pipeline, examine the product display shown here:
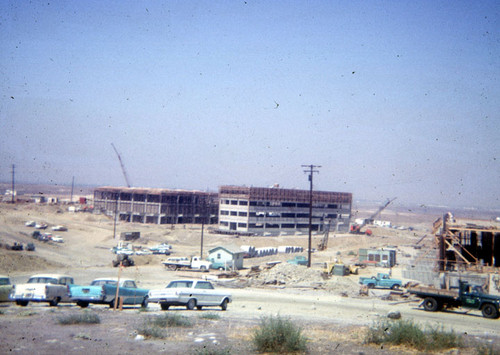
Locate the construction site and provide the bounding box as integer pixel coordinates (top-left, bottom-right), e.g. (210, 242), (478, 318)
(93, 186), (219, 225)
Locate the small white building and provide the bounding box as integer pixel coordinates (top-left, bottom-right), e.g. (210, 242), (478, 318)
(207, 245), (245, 270)
(374, 220), (391, 228)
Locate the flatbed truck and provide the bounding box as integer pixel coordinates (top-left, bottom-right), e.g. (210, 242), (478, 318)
(409, 281), (500, 319)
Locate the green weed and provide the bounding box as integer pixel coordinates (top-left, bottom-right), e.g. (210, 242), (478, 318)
(199, 312), (221, 320)
(57, 311), (101, 325)
(365, 319), (463, 352)
(252, 314), (307, 353)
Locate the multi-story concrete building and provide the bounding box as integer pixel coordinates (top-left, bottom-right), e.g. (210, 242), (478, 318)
(93, 187), (218, 225)
(218, 185), (352, 235)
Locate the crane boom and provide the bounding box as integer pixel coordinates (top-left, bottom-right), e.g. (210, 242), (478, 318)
(111, 143), (131, 188)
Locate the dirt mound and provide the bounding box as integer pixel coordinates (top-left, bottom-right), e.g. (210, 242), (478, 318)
(251, 262), (325, 288)
(324, 277), (360, 297)
(0, 250), (64, 274)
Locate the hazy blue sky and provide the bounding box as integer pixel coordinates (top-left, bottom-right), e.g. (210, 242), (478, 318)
(1, 1), (499, 209)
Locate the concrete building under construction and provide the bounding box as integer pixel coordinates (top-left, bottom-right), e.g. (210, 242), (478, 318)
(436, 213), (500, 271)
(93, 187), (218, 225)
(218, 185), (352, 235)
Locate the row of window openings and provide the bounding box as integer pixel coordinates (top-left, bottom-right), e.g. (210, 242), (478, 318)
(220, 199), (339, 209)
(220, 210), (337, 219)
(220, 221), (320, 229)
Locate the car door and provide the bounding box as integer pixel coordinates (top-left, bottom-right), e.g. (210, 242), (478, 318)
(121, 280), (138, 304)
(196, 281), (219, 305)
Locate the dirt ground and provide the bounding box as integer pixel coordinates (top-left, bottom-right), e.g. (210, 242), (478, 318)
(1, 202), (499, 354)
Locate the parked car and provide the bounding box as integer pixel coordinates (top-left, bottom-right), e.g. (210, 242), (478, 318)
(70, 278), (148, 308)
(162, 256), (211, 271)
(146, 279), (231, 311)
(25, 221), (36, 227)
(359, 273), (402, 289)
(135, 249), (153, 255)
(149, 243), (172, 255)
(26, 243), (36, 251)
(34, 223), (48, 230)
(51, 225), (68, 231)
(51, 236), (64, 243)
(10, 274), (74, 306)
(0, 276), (13, 302)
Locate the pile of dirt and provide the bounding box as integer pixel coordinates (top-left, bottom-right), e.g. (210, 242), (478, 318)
(0, 250), (64, 274)
(324, 277), (361, 297)
(250, 262), (325, 288)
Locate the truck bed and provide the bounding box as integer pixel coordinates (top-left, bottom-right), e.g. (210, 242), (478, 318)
(409, 286), (459, 298)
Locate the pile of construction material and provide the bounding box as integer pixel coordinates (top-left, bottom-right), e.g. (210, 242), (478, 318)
(241, 245), (304, 258)
(250, 262), (325, 288)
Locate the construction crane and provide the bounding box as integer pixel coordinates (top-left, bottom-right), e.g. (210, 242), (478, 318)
(111, 143), (131, 188)
(350, 197), (397, 235)
(317, 218), (331, 251)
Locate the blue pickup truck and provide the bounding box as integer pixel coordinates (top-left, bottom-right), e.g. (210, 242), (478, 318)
(70, 278), (149, 308)
(359, 273), (402, 290)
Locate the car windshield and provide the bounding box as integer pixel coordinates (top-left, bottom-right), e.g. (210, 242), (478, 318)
(167, 281), (193, 288)
(0, 278), (10, 285)
(91, 280), (117, 286)
(28, 277), (58, 284)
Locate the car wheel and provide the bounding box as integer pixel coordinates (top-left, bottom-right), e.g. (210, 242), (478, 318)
(391, 284), (400, 290)
(220, 298), (228, 311)
(367, 283), (375, 289)
(16, 300), (29, 307)
(196, 306), (203, 310)
(423, 297), (439, 312)
(49, 297), (60, 307)
(482, 303), (499, 319)
(77, 301), (89, 308)
(160, 303), (170, 311)
(200, 265), (206, 271)
(218, 267), (224, 271)
(186, 298), (196, 310)
(109, 299), (115, 308)
(141, 296), (148, 308)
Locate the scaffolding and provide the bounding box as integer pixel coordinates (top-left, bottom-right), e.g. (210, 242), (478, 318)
(435, 213), (500, 272)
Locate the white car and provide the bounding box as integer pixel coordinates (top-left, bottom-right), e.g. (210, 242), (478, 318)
(34, 223), (48, 229)
(10, 274), (74, 306)
(25, 221), (36, 227)
(52, 225), (68, 231)
(135, 249), (153, 255)
(146, 279), (231, 311)
(51, 236), (64, 243)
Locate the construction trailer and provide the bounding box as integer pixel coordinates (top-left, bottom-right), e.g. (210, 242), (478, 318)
(218, 185), (352, 236)
(436, 213), (500, 271)
(93, 187), (218, 225)
(358, 248), (397, 267)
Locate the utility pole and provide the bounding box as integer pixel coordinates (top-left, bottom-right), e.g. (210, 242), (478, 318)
(70, 176), (75, 204)
(11, 164), (15, 204)
(302, 164), (321, 267)
(200, 198), (207, 258)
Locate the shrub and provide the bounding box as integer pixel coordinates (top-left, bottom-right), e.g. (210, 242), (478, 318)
(136, 323), (168, 339)
(152, 313), (192, 327)
(57, 311), (101, 325)
(252, 315), (307, 353)
(137, 313), (192, 339)
(199, 312), (221, 320)
(365, 319), (463, 352)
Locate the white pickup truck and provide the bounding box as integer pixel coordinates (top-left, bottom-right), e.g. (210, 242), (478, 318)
(146, 279), (231, 311)
(11, 274), (74, 307)
(162, 256), (212, 271)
